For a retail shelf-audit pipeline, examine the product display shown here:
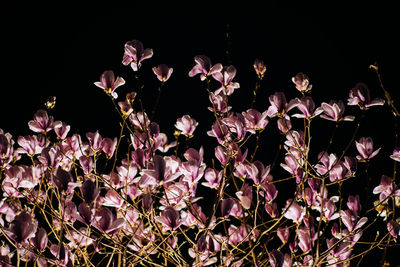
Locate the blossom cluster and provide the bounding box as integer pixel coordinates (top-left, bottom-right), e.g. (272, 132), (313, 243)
(0, 39), (399, 266)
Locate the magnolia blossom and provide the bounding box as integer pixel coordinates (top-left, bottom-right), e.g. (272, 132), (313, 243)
(208, 92), (231, 114)
(4, 211), (38, 247)
(266, 92), (288, 118)
(283, 199), (305, 223)
(122, 40), (153, 71)
(202, 168), (222, 189)
(235, 183), (252, 209)
(188, 55), (222, 81)
(373, 175), (400, 202)
(253, 58), (267, 78)
(355, 137), (381, 160)
(94, 207), (125, 234)
(175, 115), (198, 137)
(212, 65), (240, 95)
(387, 220), (400, 238)
(277, 227), (290, 244)
(340, 209), (368, 232)
(54, 121), (71, 139)
(390, 147), (400, 162)
(347, 82), (385, 109)
(292, 72), (312, 93)
(242, 109), (269, 133)
(288, 96), (323, 119)
(152, 64), (173, 82)
(155, 206), (181, 231)
(28, 109), (58, 133)
(319, 100), (355, 122)
(94, 70), (125, 99)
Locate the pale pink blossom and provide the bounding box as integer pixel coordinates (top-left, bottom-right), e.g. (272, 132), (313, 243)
(28, 109), (58, 133)
(94, 70), (125, 99)
(253, 58), (267, 79)
(122, 40), (153, 71)
(355, 137), (381, 160)
(347, 82), (385, 109)
(102, 190), (123, 208)
(267, 92), (288, 118)
(155, 206), (181, 231)
(202, 168), (222, 189)
(292, 72), (312, 93)
(188, 55), (222, 81)
(152, 64), (173, 82)
(242, 109), (269, 133)
(212, 65), (240, 95)
(283, 199), (305, 223)
(390, 147), (400, 162)
(373, 175), (400, 202)
(235, 183), (253, 209)
(289, 96), (323, 119)
(175, 115), (198, 137)
(319, 100), (355, 122)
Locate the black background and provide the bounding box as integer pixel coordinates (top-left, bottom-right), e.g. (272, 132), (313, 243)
(1, 2), (399, 265)
(1, 3), (397, 138)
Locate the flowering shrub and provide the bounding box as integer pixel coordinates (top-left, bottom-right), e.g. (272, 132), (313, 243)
(0, 39), (399, 266)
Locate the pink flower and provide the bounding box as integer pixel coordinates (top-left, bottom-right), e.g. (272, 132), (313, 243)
(86, 131), (103, 151)
(94, 207), (125, 234)
(292, 72), (312, 93)
(277, 227), (290, 244)
(277, 118), (292, 134)
(347, 82), (385, 109)
(283, 199), (305, 223)
(373, 175), (400, 202)
(155, 206), (181, 231)
(208, 92), (231, 114)
(31, 227), (48, 252)
(347, 195), (361, 216)
(101, 137), (117, 158)
(175, 115), (198, 137)
(235, 183), (253, 209)
(4, 211), (38, 247)
(54, 121), (71, 139)
(228, 224), (250, 246)
(202, 168), (222, 189)
(253, 58), (267, 79)
(28, 109), (57, 133)
(207, 121), (230, 144)
(242, 109), (269, 133)
(94, 70), (125, 99)
(269, 250), (285, 267)
(79, 155), (93, 175)
(289, 96), (323, 119)
(390, 147), (400, 162)
(319, 100), (355, 122)
(0, 131), (14, 166)
(387, 220), (400, 238)
(297, 227), (312, 252)
(246, 161), (272, 185)
(266, 92), (288, 118)
(355, 137), (381, 160)
(340, 209), (367, 232)
(122, 40), (153, 71)
(50, 243), (74, 266)
(81, 180), (100, 203)
(16, 135), (46, 155)
(102, 190), (123, 208)
(212, 65), (240, 95)
(188, 55), (222, 81)
(222, 113), (247, 141)
(152, 64), (173, 82)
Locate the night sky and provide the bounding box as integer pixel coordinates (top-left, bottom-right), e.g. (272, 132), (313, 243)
(1, 3), (397, 138)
